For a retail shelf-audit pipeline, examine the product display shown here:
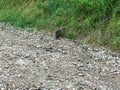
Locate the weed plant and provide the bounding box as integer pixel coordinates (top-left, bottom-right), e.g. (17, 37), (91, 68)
(0, 0), (120, 50)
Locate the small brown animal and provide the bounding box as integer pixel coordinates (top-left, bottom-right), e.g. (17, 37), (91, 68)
(55, 27), (64, 39)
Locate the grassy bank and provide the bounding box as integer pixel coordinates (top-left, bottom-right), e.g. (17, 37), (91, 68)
(0, 0), (120, 51)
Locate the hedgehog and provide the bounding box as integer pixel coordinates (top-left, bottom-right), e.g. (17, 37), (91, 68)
(55, 27), (64, 39)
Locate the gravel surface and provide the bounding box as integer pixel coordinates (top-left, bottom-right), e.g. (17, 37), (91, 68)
(0, 23), (120, 90)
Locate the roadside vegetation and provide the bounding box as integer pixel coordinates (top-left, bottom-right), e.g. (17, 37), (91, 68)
(0, 0), (120, 51)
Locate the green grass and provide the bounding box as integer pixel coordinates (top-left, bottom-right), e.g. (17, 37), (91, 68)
(0, 0), (120, 51)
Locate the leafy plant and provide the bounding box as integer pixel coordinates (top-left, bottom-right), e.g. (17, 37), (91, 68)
(0, 0), (120, 50)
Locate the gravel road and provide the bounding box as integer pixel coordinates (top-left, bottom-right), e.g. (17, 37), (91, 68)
(0, 23), (120, 90)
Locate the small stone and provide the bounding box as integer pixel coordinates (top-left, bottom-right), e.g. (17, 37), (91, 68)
(62, 50), (67, 54)
(112, 53), (117, 57)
